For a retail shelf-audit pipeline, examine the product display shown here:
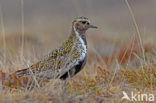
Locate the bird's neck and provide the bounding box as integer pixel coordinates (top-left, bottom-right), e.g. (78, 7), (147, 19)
(70, 27), (87, 45)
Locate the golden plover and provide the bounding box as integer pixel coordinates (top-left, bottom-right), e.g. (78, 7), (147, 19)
(0, 16), (97, 89)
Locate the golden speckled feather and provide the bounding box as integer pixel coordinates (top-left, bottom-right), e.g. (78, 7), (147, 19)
(0, 16), (97, 89)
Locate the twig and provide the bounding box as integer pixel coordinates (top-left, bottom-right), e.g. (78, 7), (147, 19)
(21, 0), (25, 61)
(0, 5), (6, 67)
(125, 0), (146, 63)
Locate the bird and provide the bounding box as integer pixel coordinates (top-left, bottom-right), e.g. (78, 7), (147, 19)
(0, 16), (97, 89)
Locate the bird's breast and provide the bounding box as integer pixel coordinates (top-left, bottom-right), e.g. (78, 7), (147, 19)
(76, 36), (87, 62)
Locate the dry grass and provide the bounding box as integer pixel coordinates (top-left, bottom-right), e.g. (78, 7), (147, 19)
(0, 31), (155, 102)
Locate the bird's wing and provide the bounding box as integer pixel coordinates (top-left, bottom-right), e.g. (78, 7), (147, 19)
(14, 61), (43, 77)
(54, 48), (83, 78)
(14, 38), (79, 79)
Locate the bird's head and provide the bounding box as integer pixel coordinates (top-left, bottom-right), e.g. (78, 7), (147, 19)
(72, 16), (97, 34)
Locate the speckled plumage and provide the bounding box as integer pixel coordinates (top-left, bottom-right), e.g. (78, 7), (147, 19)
(0, 16), (97, 89)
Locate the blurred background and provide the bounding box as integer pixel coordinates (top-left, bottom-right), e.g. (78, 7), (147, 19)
(0, 0), (156, 69)
(0, 0), (156, 33)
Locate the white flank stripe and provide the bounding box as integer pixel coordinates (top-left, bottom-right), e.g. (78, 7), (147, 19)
(73, 27), (87, 62)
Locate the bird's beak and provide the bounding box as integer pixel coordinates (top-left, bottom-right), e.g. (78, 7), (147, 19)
(90, 25), (98, 29)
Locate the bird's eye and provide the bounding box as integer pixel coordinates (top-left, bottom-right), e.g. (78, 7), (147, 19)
(81, 21), (86, 24)
(87, 22), (90, 25)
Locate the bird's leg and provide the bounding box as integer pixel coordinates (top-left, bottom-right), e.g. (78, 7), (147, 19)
(63, 71), (70, 92)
